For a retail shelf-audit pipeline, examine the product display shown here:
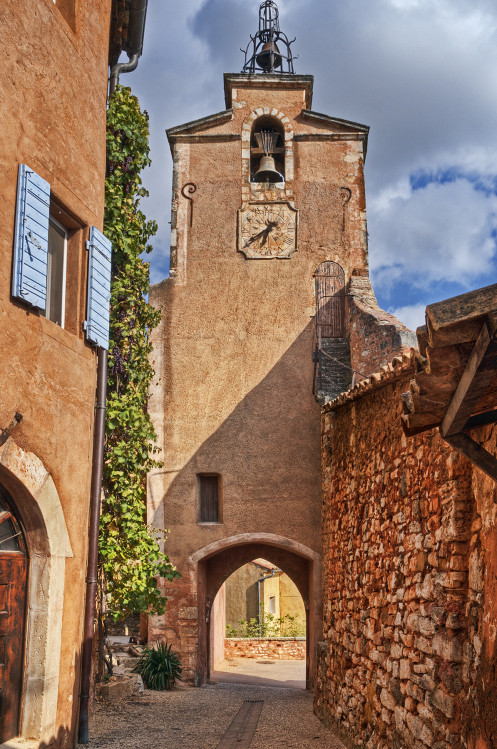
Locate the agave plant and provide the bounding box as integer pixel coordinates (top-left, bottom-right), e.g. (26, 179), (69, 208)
(133, 642), (182, 690)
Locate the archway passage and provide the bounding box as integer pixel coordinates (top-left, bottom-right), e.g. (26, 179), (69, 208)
(211, 558), (307, 688)
(194, 537), (321, 689)
(0, 486), (28, 743)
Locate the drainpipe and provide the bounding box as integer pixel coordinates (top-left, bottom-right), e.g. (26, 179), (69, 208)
(257, 570), (279, 637)
(109, 53), (140, 95)
(109, 0), (148, 95)
(78, 347), (107, 744)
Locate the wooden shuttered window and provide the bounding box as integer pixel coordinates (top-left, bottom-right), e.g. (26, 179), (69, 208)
(84, 225), (112, 350)
(12, 164), (50, 310)
(12, 164), (112, 348)
(199, 475), (220, 523)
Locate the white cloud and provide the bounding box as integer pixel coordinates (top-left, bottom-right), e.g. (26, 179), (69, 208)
(370, 177), (497, 292)
(389, 303), (425, 331)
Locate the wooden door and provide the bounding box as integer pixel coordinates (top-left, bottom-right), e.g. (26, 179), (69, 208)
(315, 261), (346, 338)
(0, 493), (27, 743)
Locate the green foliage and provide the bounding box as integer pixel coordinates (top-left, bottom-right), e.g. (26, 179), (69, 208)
(280, 614), (306, 637)
(226, 611), (306, 638)
(225, 623), (239, 638)
(133, 642), (182, 690)
(99, 85), (179, 620)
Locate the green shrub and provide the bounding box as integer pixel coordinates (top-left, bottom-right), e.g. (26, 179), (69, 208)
(226, 624), (238, 638)
(133, 642), (182, 690)
(225, 611), (306, 638)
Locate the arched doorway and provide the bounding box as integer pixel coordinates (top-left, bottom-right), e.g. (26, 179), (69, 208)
(0, 485), (28, 743)
(0, 437), (73, 743)
(191, 533), (321, 689)
(314, 261), (346, 339)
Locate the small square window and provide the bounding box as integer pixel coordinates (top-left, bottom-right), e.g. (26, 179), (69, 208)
(198, 474), (222, 524)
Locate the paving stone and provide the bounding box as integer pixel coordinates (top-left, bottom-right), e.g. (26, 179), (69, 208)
(86, 682), (347, 749)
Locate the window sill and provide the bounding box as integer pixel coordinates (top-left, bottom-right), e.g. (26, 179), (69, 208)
(25, 312), (93, 358)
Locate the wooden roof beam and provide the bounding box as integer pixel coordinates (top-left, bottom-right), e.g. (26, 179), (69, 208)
(440, 317), (497, 437)
(443, 433), (497, 483)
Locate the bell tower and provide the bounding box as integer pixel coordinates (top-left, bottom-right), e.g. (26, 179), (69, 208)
(147, 1), (413, 686)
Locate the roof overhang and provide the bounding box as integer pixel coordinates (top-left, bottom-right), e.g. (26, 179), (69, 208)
(298, 110), (370, 158)
(402, 283), (497, 481)
(109, 0), (148, 68)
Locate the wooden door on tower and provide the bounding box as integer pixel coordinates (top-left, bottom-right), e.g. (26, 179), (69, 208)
(314, 261), (346, 339)
(0, 487), (27, 743)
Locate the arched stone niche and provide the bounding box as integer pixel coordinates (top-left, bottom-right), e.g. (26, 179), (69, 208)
(191, 532), (321, 688)
(0, 437), (73, 746)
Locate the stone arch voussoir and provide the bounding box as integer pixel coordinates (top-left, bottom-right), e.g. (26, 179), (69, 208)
(0, 437), (73, 744)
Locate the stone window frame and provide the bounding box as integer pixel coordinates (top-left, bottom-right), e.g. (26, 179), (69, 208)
(241, 108), (294, 203)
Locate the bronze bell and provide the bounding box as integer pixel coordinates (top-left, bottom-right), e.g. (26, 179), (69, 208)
(255, 155), (284, 183)
(256, 40), (282, 72)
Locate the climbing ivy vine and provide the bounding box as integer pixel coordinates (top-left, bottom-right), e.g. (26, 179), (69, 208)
(100, 85), (179, 620)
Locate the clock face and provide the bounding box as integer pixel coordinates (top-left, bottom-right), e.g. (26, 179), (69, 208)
(238, 202), (298, 259)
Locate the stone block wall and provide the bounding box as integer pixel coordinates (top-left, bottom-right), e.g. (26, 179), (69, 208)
(348, 276), (417, 379)
(464, 424), (497, 749)
(314, 358), (487, 748)
(225, 638), (306, 660)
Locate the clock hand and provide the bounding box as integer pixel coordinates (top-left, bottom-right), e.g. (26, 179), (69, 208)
(243, 221), (278, 248)
(261, 221), (278, 245)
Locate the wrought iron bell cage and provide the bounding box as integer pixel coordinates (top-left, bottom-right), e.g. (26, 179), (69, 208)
(242, 1), (297, 75)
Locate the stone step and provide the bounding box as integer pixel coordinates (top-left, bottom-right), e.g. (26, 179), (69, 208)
(316, 337), (352, 404)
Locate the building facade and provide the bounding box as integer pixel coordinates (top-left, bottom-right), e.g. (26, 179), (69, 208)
(148, 3), (413, 687)
(0, 1), (115, 745)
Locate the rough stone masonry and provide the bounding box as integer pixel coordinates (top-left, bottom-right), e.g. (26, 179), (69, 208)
(315, 353), (497, 749)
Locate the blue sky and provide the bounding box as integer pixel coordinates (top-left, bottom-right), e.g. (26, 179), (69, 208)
(128, 0), (497, 330)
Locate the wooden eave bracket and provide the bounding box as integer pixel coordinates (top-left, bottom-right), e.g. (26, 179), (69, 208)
(442, 432), (497, 482)
(439, 313), (497, 481)
(440, 315), (497, 438)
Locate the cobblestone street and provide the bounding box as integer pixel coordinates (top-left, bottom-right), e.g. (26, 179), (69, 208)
(86, 681), (347, 749)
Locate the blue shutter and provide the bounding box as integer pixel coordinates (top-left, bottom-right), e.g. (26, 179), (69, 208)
(12, 164), (50, 309)
(84, 226), (112, 350)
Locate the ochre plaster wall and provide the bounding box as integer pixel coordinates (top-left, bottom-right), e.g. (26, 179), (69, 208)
(210, 583), (226, 670)
(225, 562), (306, 634)
(225, 563), (262, 629)
(1, 1), (110, 745)
(315, 361), (497, 749)
(279, 573), (306, 626)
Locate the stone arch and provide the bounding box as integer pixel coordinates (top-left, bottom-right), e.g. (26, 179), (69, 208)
(241, 108), (294, 189)
(191, 533), (321, 688)
(0, 437), (73, 744)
